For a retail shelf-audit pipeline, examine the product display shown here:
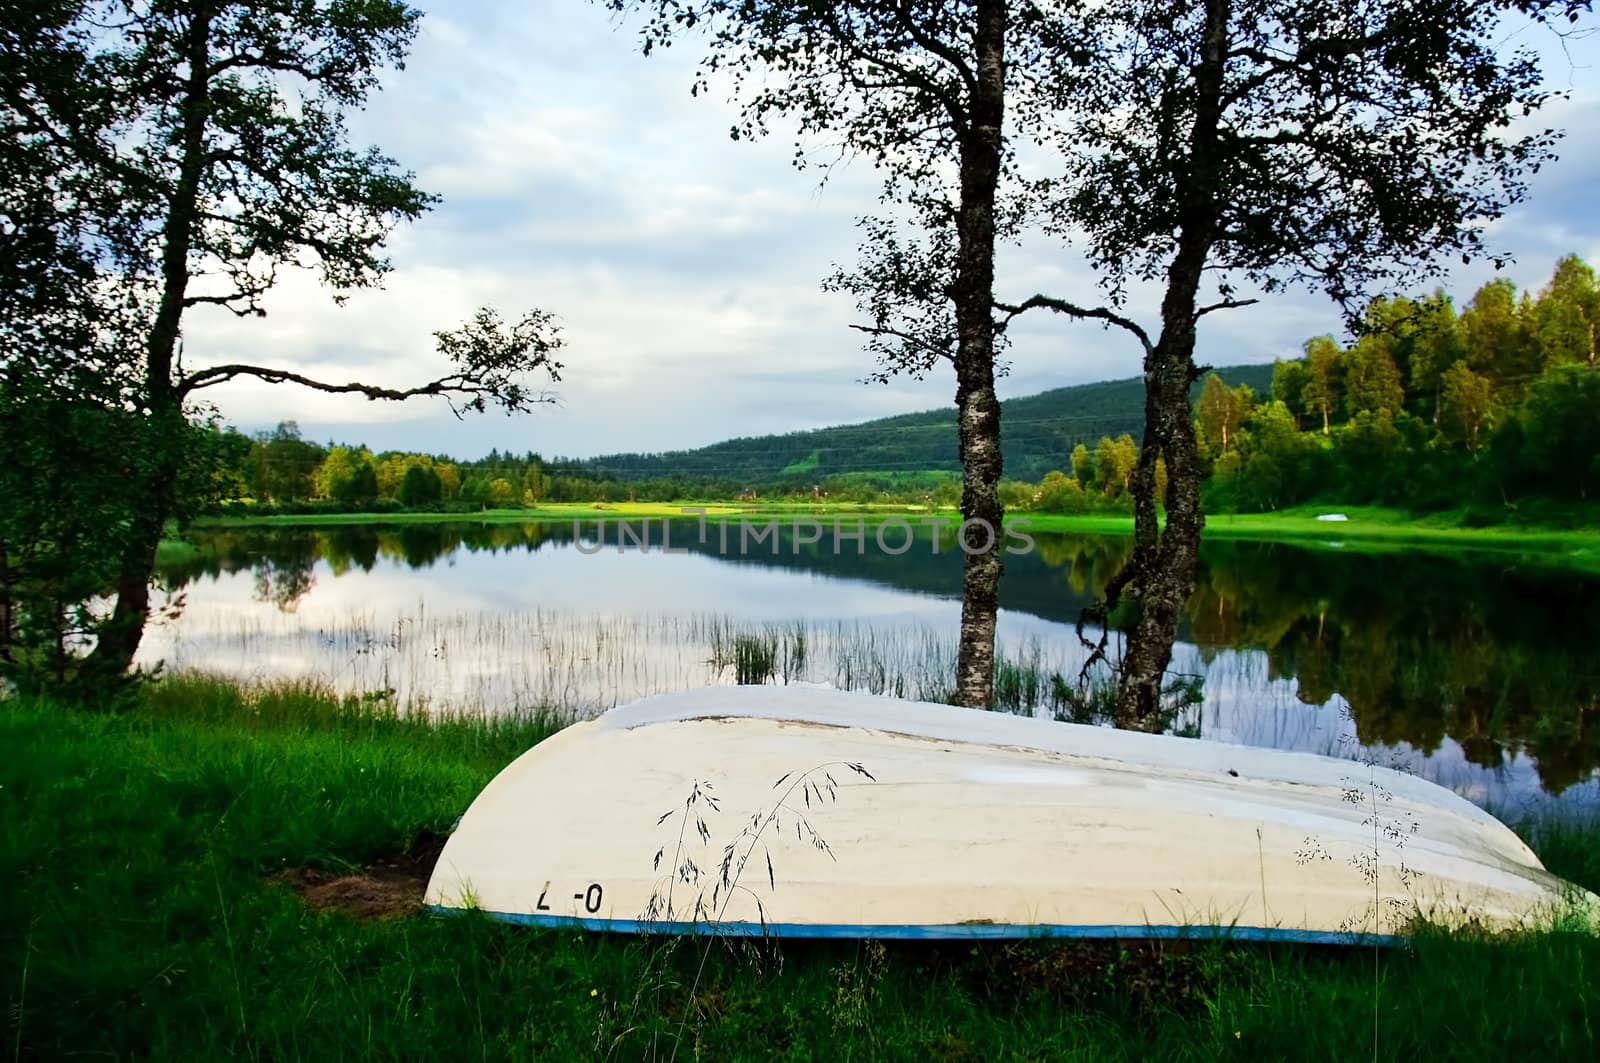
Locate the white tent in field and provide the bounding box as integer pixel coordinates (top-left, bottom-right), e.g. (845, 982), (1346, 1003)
(426, 686), (1591, 943)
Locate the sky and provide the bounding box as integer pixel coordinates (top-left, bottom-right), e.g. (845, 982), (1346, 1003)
(182, 2), (1600, 461)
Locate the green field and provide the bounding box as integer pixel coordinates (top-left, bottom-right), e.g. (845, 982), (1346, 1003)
(1028, 506), (1600, 566)
(191, 501), (1600, 571)
(4, 677), (1598, 1060)
(196, 500), (930, 527)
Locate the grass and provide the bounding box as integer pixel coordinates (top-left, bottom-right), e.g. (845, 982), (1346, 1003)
(154, 538), (203, 565)
(1511, 815), (1600, 897)
(780, 449), (822, 475)
(195, 500), (939, 528)
(191, 499), (1600, 570)
(4, 676), (1599, 1059)
(1200, 504), (1600, 547)
(1023, 505), (1600, 572)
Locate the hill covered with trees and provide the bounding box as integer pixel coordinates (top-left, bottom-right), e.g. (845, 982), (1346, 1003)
(561, 366), (1274, 487)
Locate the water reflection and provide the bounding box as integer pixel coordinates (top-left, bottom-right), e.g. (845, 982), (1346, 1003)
(148, 519), (1600, 813)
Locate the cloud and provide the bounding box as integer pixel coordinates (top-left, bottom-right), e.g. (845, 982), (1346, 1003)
(186, 1), (1600, 460)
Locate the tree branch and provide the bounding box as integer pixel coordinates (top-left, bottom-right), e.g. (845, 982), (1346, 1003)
(176, 306), (562, 415)
(889, 0), (977, 99)
(182, 291), (270, 316)
(175, 364), (554, 414)
(1194, 297), (1259, 318)
(848, 322), (955, 363)
(994, 295), (1153, 354)
(824, 9), (968, 135)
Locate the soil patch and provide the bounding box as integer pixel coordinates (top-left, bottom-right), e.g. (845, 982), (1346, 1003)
(273, 828), (447, 920)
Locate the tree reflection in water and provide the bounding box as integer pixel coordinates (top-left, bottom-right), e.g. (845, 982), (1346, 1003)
(160, 521), (1600, 796)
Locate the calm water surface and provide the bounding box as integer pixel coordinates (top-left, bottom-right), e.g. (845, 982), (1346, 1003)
(147, 520), (1600, 818)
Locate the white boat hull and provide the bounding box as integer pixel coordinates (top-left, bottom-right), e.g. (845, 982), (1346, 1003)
(425, 686), (1592, 942)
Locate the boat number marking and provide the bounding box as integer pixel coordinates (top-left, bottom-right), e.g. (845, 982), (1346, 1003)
(572, 883), (604, 913)
(536, 882), (551, 911)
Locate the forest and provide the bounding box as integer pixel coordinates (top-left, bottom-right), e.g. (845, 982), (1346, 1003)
(1196, 255), (1600, 518)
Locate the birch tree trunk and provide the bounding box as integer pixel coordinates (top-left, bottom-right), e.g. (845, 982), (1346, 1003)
(1111, 0), (1229, 729)
(950, 0), (1008, 708)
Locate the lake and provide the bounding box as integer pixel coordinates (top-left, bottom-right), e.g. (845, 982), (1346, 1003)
(148, 518), (1600, 818)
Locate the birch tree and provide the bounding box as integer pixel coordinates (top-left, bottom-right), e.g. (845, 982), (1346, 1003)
(619, 1), (1058, 706)
(1012, 0), (1566, 727)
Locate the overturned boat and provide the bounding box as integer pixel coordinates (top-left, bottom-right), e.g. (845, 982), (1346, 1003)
(426, 686), (1591, 943)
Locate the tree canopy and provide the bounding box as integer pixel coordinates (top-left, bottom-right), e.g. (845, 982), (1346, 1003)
(1202, 257), (1600, 513)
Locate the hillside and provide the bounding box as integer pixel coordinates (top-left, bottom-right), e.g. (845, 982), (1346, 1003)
(564, 363), (1275, 484)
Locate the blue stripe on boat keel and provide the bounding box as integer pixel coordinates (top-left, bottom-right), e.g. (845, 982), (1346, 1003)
(426, 905), (1404, 947)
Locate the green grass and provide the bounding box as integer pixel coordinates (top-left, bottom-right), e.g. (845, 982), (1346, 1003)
(4, 676), (1599, 1059)
(1203, 503), (1600, 543)
(195, 500), (940, 528)
(780, 449), (822, 475)
(1019, 505), (1600, 572)
(198, 499), (1600, 556)
(154, 538), (204, 565)
(1512, 816), (1600, 898)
